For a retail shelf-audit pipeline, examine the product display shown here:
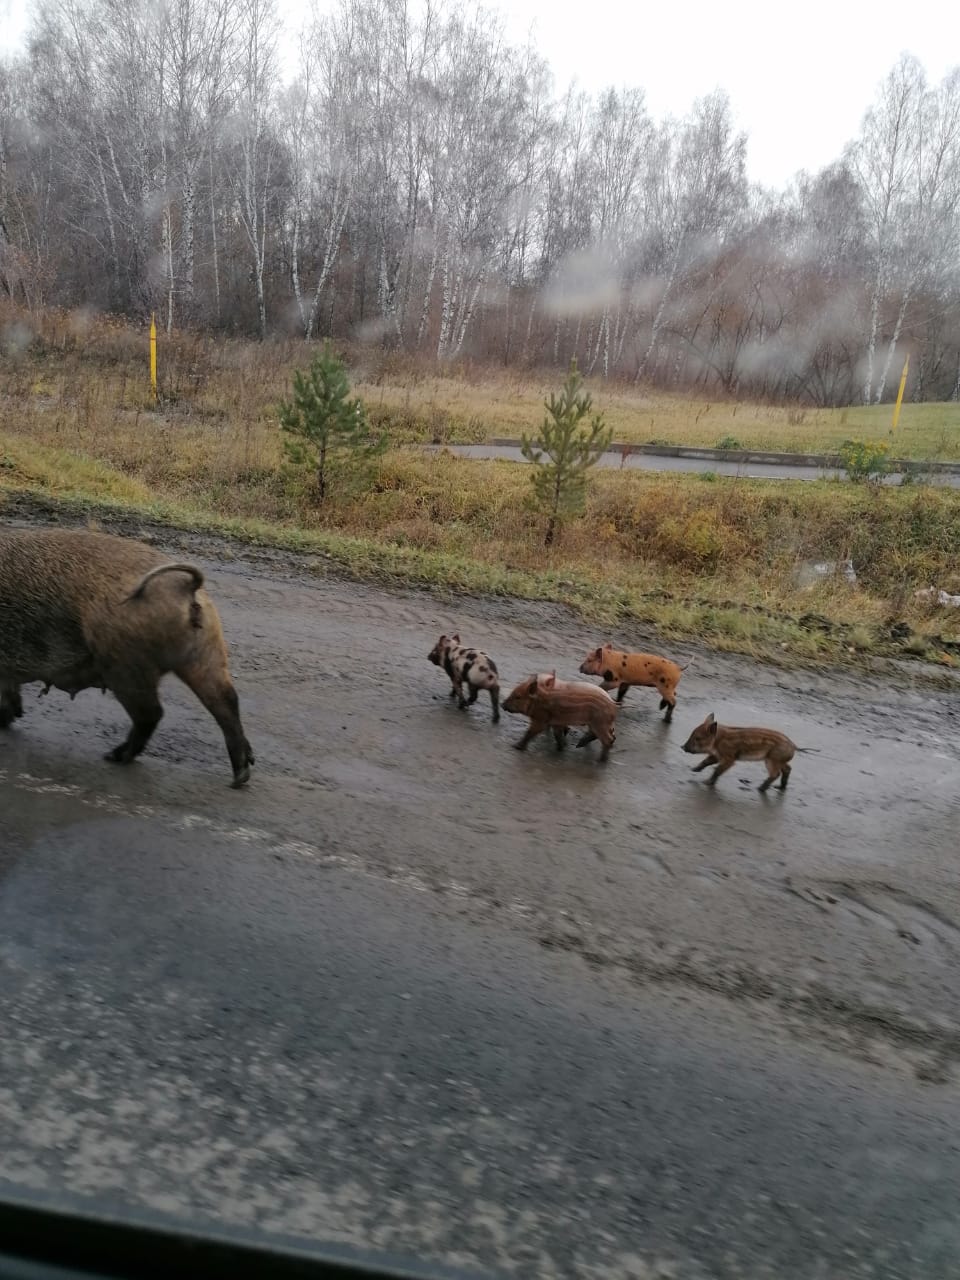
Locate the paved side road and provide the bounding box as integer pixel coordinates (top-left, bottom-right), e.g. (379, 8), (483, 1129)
(2, 533), (960, 1277)
(428, 442), (960, 485)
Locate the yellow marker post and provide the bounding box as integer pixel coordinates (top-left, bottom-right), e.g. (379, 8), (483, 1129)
(150, 313), (158, 401)
(890, 354), (909, 432)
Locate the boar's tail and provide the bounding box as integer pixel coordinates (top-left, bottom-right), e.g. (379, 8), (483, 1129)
(678, 656), (695, 671)
(123, 563), (205, 603)
(795, 746), (821, 753)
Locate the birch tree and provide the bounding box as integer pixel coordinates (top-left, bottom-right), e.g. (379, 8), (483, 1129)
(230, 0), (279, 338)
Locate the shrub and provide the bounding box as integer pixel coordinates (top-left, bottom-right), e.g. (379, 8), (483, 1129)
(839, 438), (890, 484)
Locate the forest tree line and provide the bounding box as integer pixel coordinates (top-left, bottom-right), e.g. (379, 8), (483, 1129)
(1, 0), (959, 404)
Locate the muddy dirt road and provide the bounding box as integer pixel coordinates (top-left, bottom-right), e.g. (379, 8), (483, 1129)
(2, 524), (960, 1278)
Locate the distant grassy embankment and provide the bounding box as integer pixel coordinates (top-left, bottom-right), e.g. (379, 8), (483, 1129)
(1, 303), (958, 670)
(2, 429), (958, 672)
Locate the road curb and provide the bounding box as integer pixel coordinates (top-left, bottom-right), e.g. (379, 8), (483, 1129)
(482, 437), (960, 475)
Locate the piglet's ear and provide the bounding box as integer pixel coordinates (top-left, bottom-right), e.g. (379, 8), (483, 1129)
(541, 672), (556, 690)
(450, 633), (460, 644)
(593, 647), (603, 660)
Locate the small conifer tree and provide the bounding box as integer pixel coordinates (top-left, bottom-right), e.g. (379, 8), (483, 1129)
(279, 344), (386, 504)
(521, 359), (612, 545)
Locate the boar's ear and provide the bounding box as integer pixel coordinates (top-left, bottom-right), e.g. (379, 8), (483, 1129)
(542, 671), (556, 689)
(593, 646), (603, 660)
(706, 713), (717, 732)
(450, 633), (460, 644)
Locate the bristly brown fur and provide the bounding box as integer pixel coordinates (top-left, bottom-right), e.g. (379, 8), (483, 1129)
(0, 528), (254, 787)
(502, 671), (618, 761)
(682, 711), (800, 791)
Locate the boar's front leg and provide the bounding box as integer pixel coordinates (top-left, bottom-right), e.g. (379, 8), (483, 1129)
(104, 677), (164, 765)
(705, 760), (734, 786)
(513, 721), (545, 751)
(690, 756), (715, 773)
(0, 683), (24, 729)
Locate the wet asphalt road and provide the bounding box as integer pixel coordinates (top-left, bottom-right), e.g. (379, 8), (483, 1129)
(2, 530), (960, 1278)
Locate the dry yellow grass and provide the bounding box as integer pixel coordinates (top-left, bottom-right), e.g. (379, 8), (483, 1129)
(2, 301), (958, 460)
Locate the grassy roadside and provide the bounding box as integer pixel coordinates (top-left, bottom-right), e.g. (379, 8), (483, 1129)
(2, 301), (958, 461)
(2, 429), (958, 675)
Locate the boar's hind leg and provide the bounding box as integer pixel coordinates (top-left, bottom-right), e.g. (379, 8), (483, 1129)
(575, 730), (597, 748)
(0, 684), (24, 728)
(759, 759), (792, 793)
(489, 686), (500, 723)
(177, 664), (254, 788)
(105, 680), (164, 765)
(552, 726), (567, 751)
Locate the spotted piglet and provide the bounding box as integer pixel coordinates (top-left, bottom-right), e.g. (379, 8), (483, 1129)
(428, 633), (501, 722)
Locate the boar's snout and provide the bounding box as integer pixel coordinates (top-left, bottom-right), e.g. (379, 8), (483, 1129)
(681, 733), (698, 753)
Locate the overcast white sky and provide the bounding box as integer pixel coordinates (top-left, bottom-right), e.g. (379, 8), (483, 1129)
(1, 0), (955, 189)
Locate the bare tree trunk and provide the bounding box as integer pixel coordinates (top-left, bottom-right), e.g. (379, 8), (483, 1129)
(163, 201), (175, 333)
(95, 150), (120, 288)
(437, 226), (455, 359)
(451, 267), (485, 359)
(209, 145), (221, 324)
(182, 169), (195, 319)
(875, 287), (911, 402)
(862, 256), (884, 404)
(522, 292), (536, 364)
(417, 227), (441, 350)
(306, 177), (350, 339)
(291, 196), (305, 331)
(637, 240), (682, 381)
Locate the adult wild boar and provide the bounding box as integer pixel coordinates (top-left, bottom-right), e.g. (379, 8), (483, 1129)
(0, 528), (254, 787)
